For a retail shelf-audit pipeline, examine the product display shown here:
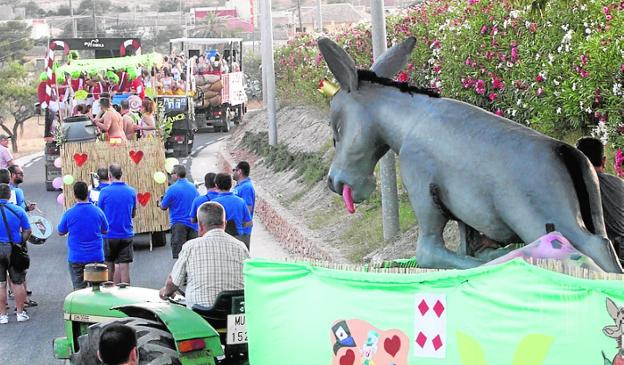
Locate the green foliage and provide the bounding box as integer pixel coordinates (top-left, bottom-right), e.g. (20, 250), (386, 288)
(275, 0), (624, 150)
(0, 62), (37, 151)
(240, 131), (330, 186)
(0, 21), (33, 63)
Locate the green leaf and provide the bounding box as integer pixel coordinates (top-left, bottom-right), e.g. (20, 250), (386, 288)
(456, 331), (487, 365)
(512, 334), (554, 365)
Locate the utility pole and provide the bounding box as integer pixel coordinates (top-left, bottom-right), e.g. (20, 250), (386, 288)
(316, 0), (322, 32)
(371, 0), (400, 240)
(69, 0), (77, 37)
(296, 0), (303, 32)
(92, 0), (97, 37)
(260, 0), (277, 145)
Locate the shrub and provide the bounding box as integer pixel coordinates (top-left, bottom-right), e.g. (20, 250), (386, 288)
(275, 0), (624, 169)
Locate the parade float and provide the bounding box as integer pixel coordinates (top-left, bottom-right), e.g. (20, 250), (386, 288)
(241, 35), (624, 365)
(46, 53), (175, 244)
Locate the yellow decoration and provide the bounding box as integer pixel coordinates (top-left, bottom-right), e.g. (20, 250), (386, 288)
(318, 79), (339, 97)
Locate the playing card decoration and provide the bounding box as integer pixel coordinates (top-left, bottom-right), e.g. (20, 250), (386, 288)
(414, 294), (447, 358)
(330, 319), (409, 365)
(73, 152), (88, 167)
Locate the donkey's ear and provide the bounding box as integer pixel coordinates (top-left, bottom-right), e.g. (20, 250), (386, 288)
(318, 38), (358, 92)
(371, 37), (416, 79)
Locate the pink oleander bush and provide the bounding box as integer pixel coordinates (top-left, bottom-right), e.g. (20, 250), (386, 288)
(275, 0), (624, 158)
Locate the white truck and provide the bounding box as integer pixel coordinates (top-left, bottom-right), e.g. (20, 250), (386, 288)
(169, 38), (247, 132)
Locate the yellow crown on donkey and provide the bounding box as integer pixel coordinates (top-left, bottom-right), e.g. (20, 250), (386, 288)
(318, 79), (339, 97)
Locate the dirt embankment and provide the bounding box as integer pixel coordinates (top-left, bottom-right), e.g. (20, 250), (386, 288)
(227, 105), (460, 263)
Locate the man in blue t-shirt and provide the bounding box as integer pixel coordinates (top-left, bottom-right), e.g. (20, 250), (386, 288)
(58, 182), (109, 290)
(89, 167), (111, 204)
(98, 164), (137, 284)
(233, 161), (256, 248)
(189, 172), (220, 225)
(0, 183), (31, 323)
(8, 166), (36, 212)
(160, 165), (199, 258)
(213, 173), (252, 248)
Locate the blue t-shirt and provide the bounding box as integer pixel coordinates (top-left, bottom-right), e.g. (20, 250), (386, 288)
(57, 202), (109, 263)
(188, 191), (221, 227)
(0, 200), (30, 244)
(213, 192), (252, 235)
(233, 178), (255, 235)
(161, 178), (199, 229)
(98, 182), (137, 239)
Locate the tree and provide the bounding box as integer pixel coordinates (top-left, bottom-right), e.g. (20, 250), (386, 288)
(0, 21), (33, 64)
(0, 63), (37, 152)
(189, 14), (229, 38)
(77, 0), (113, 15)
(21, 1), (46, 18)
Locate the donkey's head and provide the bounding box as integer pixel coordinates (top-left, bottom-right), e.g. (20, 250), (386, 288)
(318, 37), (416, 212)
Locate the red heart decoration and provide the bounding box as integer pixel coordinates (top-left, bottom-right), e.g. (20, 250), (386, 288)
(73, 153), (88, 167)
(129, 150), (144, 164)
(137, 192), (151, 207)
(384, 335), (401, 357)
(339, 349), (355, 365)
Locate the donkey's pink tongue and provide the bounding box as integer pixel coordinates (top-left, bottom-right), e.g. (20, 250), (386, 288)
(343, 185), (356, 214)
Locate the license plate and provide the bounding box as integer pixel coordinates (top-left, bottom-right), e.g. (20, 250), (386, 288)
(226, 314), (247, 344)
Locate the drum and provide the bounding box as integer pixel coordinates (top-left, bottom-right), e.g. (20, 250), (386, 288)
(28, 215), (52, 245)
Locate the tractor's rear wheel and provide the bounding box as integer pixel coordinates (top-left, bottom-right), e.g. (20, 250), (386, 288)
(70, 317), (181, 365)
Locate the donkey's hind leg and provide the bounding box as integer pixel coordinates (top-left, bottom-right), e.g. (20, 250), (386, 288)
(414, 198), (484, 269)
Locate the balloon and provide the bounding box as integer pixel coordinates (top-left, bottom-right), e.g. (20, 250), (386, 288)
(39, 72), (48, 82)
(127, 67), (138, 80)
(62, 174), (75, 185)
(71, 70), (81, 80)
(75, 90), (88, 100)
(52, 177), (63, 190)
(164, 158), (179, 174)
(56, 193), (65, 206)
(53, 157), (62, 168)
(153, 171), (167, 185)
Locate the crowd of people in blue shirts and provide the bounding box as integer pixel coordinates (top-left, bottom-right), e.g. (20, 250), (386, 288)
(55, 160), (255, 293)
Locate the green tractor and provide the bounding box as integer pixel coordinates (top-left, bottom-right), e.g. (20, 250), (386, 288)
(53, 264), (248, 364)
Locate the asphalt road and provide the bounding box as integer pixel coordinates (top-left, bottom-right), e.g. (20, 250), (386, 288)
(0, 130), (288, 364)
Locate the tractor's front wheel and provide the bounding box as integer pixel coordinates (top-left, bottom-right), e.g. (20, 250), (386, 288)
(70, 317), (181, 365)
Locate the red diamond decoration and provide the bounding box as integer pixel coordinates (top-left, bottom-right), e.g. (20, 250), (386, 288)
(416, 332), (427, 348)
(432, 335), (443, 351)
(433, 300), (445, 318)
(418, 299), (430, 316)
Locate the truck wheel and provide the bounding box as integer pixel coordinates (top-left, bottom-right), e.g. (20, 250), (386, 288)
(71, 317), (181, 365)
(151, 231), (167, 247)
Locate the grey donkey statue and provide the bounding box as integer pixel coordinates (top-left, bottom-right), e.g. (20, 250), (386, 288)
(318, 36), (623, 273)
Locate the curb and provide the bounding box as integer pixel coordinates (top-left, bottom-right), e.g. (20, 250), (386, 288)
(217, 145), (335, 261)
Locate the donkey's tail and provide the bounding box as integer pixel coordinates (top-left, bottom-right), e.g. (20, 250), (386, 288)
(556, 143), (605, 235)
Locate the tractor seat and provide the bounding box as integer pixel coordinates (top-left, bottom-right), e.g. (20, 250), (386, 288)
(192, 290), (245, 330)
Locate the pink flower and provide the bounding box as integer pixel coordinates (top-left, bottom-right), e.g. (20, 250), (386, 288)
(491, 77), (504, 90)
(536, 87), (544, 96)
(433, 64), (442, 73)
(465, 57), (472, 66)
(615, 149), (624, 177)
(468, 0), (480, 4)
(511, 47), (519, 61)
(491, 26), (499, 35)
(430, 39), (441, 49)
(528, 22), (538, 33)
(461, 77), (475, 89)
(488, 92), (497, 101)
(603, 6), (611, 15)
(495, 109), (504, 116)
(475, 79), (486, 95)
(606, 14), (613, 21)
(535, 74), (544, 82)
(595, 89), (602, 104)
(580, 54), (589, 65)
(579, 68), (589, 78)
(620, 64), (624, 73)
(480, 25), (488, 34)
(396, 71), (409, 83)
